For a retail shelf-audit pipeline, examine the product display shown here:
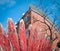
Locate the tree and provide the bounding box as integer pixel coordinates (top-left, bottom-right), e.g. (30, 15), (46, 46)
(37, 0), (60, 41)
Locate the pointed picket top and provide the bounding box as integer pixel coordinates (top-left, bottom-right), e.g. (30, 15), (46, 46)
(0, 24), (4, 51)
(8, 18), (17, 33)
(8, 18), (12, 21)
(19, 19), (27, 51)
(20, 19), (24, 23)
(8, 18), (17, 35)
(0, 24), (4, 34)
(8, 18), (15, 30)
(19, 19), (25, 27)
(0, 24), (6, 35)
(19, 19), (25, 31)
(0, 24), (10, 51)
(0, 24), (2, 32)
(19, 19), (26, 34)
(20, 19), (24, 24)
(0, 23), (2, 27)
(8, 18), (13, 26)
(8, 18), (20, 51)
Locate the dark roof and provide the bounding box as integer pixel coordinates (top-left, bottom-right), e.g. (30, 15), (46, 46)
(29, 4), (45, 17)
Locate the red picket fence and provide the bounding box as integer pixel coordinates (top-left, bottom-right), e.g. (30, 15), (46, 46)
(0, 18), (55, 51)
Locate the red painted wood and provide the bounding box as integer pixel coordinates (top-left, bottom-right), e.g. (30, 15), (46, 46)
(28, 25), (33, 51)
(0, 24), (10, 51)
(0, 18), (53, 51)
(8, 19), (20, 51)
(19, 19), (27, 51)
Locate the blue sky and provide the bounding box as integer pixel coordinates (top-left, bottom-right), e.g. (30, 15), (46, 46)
(0, 0), (60, 31)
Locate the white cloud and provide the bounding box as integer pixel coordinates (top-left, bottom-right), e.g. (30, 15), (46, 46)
(0, 0), (16, 8)
(0, 0), (9, 5)
(7, 0), (16, 7)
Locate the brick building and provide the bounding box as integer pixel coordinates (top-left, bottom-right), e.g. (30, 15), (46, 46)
(16, 4), (60, 50)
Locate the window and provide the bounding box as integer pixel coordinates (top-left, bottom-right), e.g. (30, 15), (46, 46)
(26, 28), (29, 38)
(24, 15), (30, 24)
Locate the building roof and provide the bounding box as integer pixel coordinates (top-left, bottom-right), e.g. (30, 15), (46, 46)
(29, 4), (45, 17)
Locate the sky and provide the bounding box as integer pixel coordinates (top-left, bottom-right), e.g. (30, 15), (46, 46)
(0, 0), (60, 32)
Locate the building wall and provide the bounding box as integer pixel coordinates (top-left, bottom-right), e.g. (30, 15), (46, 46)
(30, 10), (60, 49)
(31, 11), (51, 35)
